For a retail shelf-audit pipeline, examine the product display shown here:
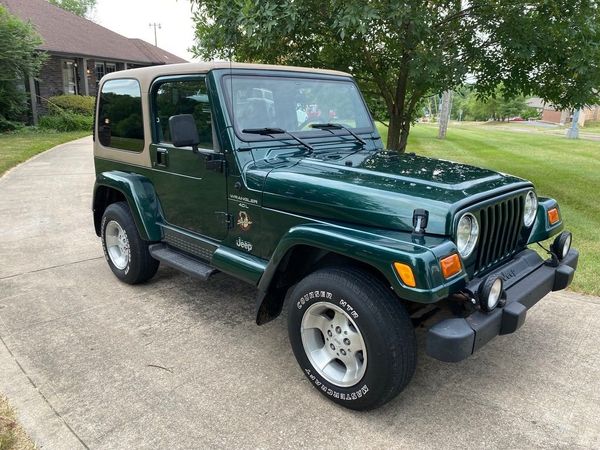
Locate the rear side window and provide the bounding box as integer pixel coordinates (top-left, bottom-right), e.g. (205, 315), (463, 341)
(98, 79), (144, 151)
(154, 78), (213, 150)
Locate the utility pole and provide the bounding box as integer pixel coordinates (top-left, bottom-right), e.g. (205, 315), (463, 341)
(438, 90), (453, 139)
(566, 108), (581, 139)
(149, 22), (161, 46)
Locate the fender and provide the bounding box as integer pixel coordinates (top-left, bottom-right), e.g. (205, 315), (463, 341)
(255, 223), (466, 324)
(527, 197), (564, 244)
(93, 171), (163, 241)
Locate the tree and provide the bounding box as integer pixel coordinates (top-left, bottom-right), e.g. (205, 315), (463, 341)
(48, 0), (96, 18)
(450, 86), (539, 122)
(190, 0), (600, 152)
(0, 6), (46, 130)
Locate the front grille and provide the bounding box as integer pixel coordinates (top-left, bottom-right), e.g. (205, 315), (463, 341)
(474, 194), (525, 274)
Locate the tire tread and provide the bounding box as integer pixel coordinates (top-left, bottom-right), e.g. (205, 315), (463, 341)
(102, 202), (159, 284)
(288, 266), (416, 410)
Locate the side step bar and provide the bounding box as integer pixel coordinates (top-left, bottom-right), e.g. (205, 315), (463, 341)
(149, 244), (218, 281)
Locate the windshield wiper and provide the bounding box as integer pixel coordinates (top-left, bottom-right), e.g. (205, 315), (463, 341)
(310, 123), (366, 147)
(242, 127), (314, 154)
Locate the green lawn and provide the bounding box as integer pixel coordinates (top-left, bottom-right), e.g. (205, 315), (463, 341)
(377, 122), (600, 296)
(0, 128), (90, 176)
(580, 120), (600, 134)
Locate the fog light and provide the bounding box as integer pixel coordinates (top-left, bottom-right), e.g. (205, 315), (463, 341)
(478, 276), (503, 312)
(551, 231), (572, 260)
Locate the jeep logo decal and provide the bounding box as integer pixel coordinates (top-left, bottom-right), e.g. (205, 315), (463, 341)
(498, 268), (517, 282)
(236, 237), (253, 252)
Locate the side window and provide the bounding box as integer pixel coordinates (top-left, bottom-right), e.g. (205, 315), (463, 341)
(154, 78), (213, 150)
(98, 79), (144, 152)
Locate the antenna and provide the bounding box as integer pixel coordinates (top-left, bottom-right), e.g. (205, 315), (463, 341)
(229, 48), (233, 127)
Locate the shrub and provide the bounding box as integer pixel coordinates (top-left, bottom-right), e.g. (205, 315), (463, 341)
(39, 111), (92, 132)
(46, 95), (95, 115)
(0, 116), (23, 132)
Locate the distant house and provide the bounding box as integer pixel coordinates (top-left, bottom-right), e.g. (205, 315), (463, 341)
(526, 97), (600, 126)
(1, 0), (187, 123)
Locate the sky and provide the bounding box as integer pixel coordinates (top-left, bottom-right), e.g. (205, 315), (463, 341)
(92, 0), (199, 61)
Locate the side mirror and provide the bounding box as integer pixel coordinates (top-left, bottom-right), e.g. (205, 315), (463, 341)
(168, 114), (200, 149)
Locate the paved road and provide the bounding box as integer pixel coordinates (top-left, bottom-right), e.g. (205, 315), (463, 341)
(1, 138), (599, 449)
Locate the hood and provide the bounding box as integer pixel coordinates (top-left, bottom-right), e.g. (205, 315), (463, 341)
(256, 150), (530, 235)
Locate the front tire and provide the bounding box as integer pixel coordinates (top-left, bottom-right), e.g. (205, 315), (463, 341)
(100, 202), (159, 284)
(287, 267), (416, 411)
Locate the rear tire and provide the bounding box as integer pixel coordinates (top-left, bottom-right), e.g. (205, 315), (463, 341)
(287, 267), (416, 411)
(101, 201), (159, 284)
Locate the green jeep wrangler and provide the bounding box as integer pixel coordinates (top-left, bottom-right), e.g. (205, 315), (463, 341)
(92, 62), (578, 410)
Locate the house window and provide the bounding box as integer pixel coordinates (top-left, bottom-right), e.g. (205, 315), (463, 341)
(95, 62), (117, 83)
(95, 62), (105, 81)
(98, 79), (144, 151)
(153, 77), (213, 149)
(62, 60), (78, 95)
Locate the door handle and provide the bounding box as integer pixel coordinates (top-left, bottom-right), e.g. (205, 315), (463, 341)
(203, 153), (225, 172)
(156, 147), (169, 167)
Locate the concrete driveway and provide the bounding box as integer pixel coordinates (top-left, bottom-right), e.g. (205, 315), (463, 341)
(1, 137), (599, 449)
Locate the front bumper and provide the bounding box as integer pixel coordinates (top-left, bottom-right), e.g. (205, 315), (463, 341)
(426, 248), (579, 362)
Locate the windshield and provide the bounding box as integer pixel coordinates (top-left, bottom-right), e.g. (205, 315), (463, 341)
(223, 75), (373, 137)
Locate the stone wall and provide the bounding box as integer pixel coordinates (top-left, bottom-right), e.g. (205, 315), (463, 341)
(37, 55), (65, 101)
(36, 55), (112, 101)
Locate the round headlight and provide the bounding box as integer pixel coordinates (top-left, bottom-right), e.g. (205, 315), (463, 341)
(478, 276), (504, 312)
(456, 213), (479, 258)
(523, 191), (538, 227)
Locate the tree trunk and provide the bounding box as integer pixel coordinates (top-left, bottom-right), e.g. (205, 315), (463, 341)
(438, 90), (453, 139)
(387, 111), (402, 151)
(386, 110), (412, 152)
(399, 120), (411, 151)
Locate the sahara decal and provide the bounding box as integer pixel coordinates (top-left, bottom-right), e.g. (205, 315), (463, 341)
(237, 211), (253, 231)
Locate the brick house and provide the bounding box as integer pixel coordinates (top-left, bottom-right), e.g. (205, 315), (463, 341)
(527, 98), (600, 126)
(2, 0), (187, 123)
(541, 105), (600, 126)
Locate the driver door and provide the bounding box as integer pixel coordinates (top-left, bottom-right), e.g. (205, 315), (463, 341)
(149, 75), (228, 240)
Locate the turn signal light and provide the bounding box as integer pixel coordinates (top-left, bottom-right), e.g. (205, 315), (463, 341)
(548, 208), (560, 225)
(394, 262), (416, 287)
(440, 254), (462, 279)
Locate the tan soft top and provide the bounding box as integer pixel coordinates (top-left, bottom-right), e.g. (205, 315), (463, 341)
(102, 61), (351, 89)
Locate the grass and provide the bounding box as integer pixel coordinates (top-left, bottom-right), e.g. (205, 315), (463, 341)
(0, 394), (34, 450)
(580, 120), (600, 134)
(377, 122), (600, 296)
(0, 128), (90, 176)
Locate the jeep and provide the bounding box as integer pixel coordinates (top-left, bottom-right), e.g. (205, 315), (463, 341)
(92, 62), (578, 410)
